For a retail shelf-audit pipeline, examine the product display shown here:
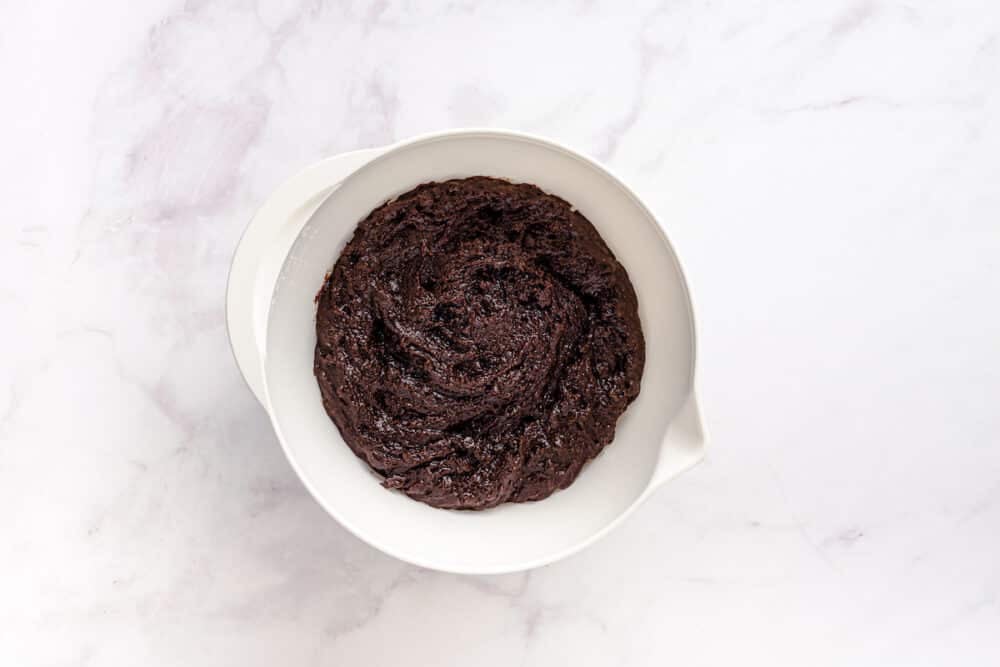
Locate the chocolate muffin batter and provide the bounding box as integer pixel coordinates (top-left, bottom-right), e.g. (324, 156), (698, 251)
(314, 177), (644, 510)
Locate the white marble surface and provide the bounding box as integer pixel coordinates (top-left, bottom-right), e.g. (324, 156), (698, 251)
(3, 1), (1000, 664)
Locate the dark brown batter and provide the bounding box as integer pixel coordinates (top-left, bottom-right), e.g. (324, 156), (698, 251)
(314, 177), (644, 510)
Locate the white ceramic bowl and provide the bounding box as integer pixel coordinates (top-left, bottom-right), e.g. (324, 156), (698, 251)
(227, 129), (706, 574)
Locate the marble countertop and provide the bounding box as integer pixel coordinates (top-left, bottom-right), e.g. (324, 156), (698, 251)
(4, 1), (1000, 664)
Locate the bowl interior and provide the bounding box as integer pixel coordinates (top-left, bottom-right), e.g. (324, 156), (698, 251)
(264, 131), (694, 572)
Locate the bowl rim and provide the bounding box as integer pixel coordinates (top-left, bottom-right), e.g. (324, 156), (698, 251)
(260, 127), (700, 573)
